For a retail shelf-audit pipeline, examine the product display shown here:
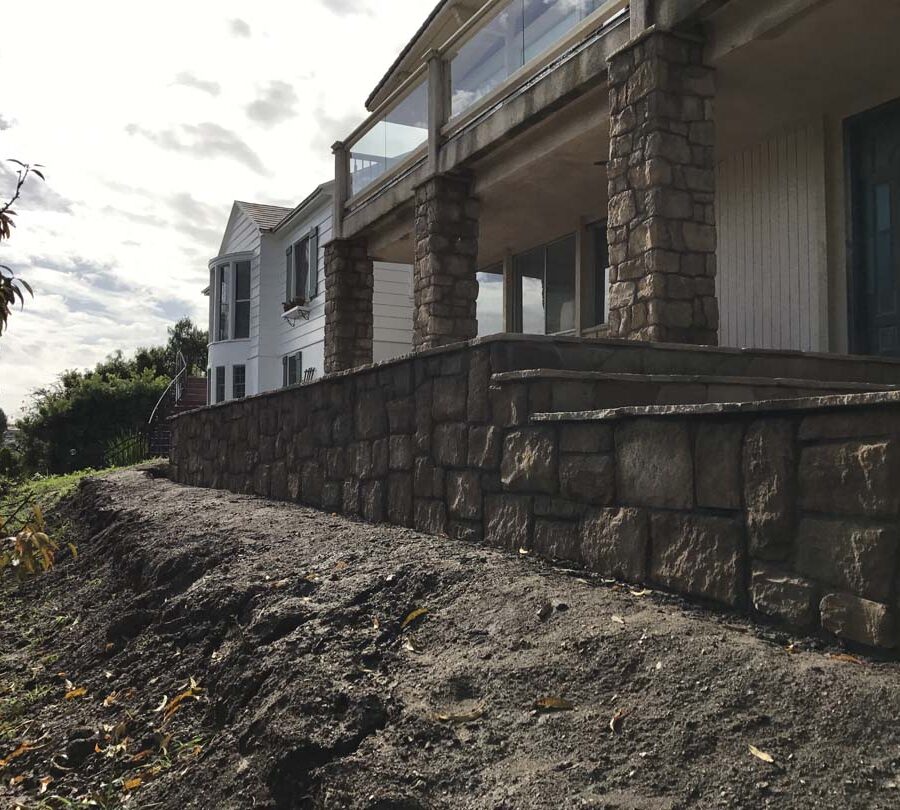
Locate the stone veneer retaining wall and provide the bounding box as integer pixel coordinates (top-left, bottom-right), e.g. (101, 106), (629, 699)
(170, 337), (900, 650)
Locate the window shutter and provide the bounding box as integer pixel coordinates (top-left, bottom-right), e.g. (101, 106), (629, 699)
(285, 245), (293, 304)
(282, 355), (288, 388)
(307, 228), (319, 300)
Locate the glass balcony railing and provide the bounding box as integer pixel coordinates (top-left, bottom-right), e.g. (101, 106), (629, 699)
(343, 0), (626, 202)
(348, 78), (428, 198)
(449, 0), (612, 119)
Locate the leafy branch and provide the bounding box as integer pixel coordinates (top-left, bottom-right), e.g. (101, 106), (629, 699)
(0, 159), (44, 336)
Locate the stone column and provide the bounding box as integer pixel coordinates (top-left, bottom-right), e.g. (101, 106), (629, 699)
(606, 30), (718, 345)
(324, 238), (373, 373)
(413, 173), (480, 350)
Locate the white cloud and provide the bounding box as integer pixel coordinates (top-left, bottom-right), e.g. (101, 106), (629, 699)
(0, 0), (427, 420)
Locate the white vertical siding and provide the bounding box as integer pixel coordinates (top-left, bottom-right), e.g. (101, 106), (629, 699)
(717, 121), (828, 352)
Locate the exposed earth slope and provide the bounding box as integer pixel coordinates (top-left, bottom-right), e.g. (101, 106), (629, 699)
(1, 467), (899, 809)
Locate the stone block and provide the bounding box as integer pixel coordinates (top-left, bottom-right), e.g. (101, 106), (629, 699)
(413, 457), (444, 499)
(467, 349), (491, 422)
(581, 508), (649, 582)
(559, 454), (615, 505)
(354, 388), (387, 440)
(414, 500), (447, 535)
(559, 423), (613, 454)
(800, 440), (900, 518)
(743, 419), (796, 560)
(447, 470), (482, 520)
(433, 423), (467, 467)
(372, 438), (389, 478)
(325, 448), (346, 480)
(448, 520), (482, 543)
(534, 497), (587, 520)
(342, 479), (360, 516)
(484, 495), (532, 550)
(798, 407), (900, 442)
(490, 384), (529, 428)
(694, 421), (742, 510)
(389, 435), (413, 471)
(361, 480), (385, 524)
(500, 429), (558, 494)
(795, 518), (898, 602)
(819, 592), (896, 648)
(650, 513), (744, 606)
(616, 420), (693, 509)
(433, 375), (468, 422)
(533, 520), (581, 563)
(468, 425), (501, 469)
(750, 564), (817, 628)
(322, 481), (342, 512)
(386, 398), (415, 434)
(301, 462), (323, 507)
(387, 473), (413, 527)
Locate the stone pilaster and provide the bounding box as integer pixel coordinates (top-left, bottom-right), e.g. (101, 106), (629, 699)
(413, 173), (480, 350)
(324, 238), (373, 373)
(606, 30), (718, 345)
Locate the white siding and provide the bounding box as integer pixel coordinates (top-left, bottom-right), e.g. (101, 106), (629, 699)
(373, 262), (414, 362)
(717, 121), (828, 352)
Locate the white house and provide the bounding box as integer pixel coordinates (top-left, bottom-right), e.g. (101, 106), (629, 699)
(205, 182), (413, 403)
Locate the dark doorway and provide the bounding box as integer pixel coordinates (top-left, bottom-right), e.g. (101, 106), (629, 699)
(848, 98), (900, 356)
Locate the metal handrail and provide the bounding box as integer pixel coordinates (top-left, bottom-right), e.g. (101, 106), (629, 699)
(148, 351), (189, 426)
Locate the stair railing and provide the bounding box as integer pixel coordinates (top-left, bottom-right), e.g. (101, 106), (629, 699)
(148, 350), (189, 427)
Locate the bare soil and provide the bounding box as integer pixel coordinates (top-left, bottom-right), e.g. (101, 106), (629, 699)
(1, 466), (899, 809)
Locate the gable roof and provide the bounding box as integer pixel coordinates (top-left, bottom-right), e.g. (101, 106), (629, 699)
(272, 181), (335, 234)
(234, 201), (294, 231)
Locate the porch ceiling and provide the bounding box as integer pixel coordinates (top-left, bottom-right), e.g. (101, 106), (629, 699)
(713, 0), (900, 154)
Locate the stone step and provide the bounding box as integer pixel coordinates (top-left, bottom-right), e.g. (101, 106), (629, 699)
(490, 368), (900, 413)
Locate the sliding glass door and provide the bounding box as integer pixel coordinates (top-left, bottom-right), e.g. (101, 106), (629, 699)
(513, 234), (576, 334)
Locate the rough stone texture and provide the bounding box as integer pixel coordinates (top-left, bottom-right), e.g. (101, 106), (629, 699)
(361, 480), (385, 524)
(389, 435), (413, 471)
(616, 420), (692, 508)
(559, 423), (613, 454)
(484, 495), (532, 550)
(324, 238), (373, 373)
(447, 470), (482, 520)
(559, 454), (615, 505)
(800, 440), (900, 518)
(743, 419), (795, 561)
(606, 31), (718, 345)
(694, 421), (742, 510)
(433, 375), (468, 422)
(430, 423), (465, 468)
(500, 430), (558, 494)
(650, 513), (743, 606)
(467, 425), (501, 470)
(387, 473), (413, 527)
(580, 508), (649, 582)
(795, 519), (898, 603)
(819, 592), (897, 648)
(414, 499), (447, 535)
(750, 564), (817, 629)
(533, 520), (580, 562)
(413, 173), (479, 351)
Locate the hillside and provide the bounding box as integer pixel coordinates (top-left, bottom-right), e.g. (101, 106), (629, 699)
(1, 466), (899, 809)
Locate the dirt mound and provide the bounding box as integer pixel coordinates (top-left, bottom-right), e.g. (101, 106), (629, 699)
(1, 467), (899, 809)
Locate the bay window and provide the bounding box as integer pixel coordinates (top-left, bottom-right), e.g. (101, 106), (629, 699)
(211, 257), (252, 342)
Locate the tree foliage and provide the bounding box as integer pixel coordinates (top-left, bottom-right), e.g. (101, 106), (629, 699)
(16, 318), (208, 474)
(0, 407), (7, 437)
(0, 159), (43, 336)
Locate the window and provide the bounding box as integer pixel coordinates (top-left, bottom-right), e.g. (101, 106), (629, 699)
(476, 264), (504, 336)
(234, 261), (251, 339)
(588, 221), (609, 327)
(207, 368), (211, 405)
(233, 364), (246, 399)
(282, 351), (302, 387)
(216, 265), (229, 341)
(512, 234), (576, 334)
(285, 229), (318, 307)
(215, 366), (226, 403)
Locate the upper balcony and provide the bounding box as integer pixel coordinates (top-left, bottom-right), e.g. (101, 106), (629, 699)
(335, 0), (631, 238)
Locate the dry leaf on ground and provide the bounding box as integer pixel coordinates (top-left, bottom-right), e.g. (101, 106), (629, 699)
(749, 744), (775, 764)
(533, 696), (575, 712)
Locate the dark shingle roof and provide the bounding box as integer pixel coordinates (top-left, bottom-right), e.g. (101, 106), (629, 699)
(235, 201), (294, 231)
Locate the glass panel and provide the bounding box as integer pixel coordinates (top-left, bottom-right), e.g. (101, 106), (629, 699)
(588, 221), (609, 327)
(451, 0), (609, 119)
(515, 246), (545, 334)
(451, 1), (524, 119)
(545, 235), (576, 333)
(476, 265), (504, 336)
(350, 78), (428, 196)
(233, 365), (246, 399)
(215, 366), (225, 403)
(234, 261), (251, 339)
(216, 265), (229, 341)
(875, 183), (894, 313)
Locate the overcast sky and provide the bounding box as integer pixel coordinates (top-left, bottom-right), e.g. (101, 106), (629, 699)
(0, 0), (430, 420)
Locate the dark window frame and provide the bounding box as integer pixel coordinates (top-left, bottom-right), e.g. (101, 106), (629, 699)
(232, 364), (246, 399)
(215, 366), (226, 403)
